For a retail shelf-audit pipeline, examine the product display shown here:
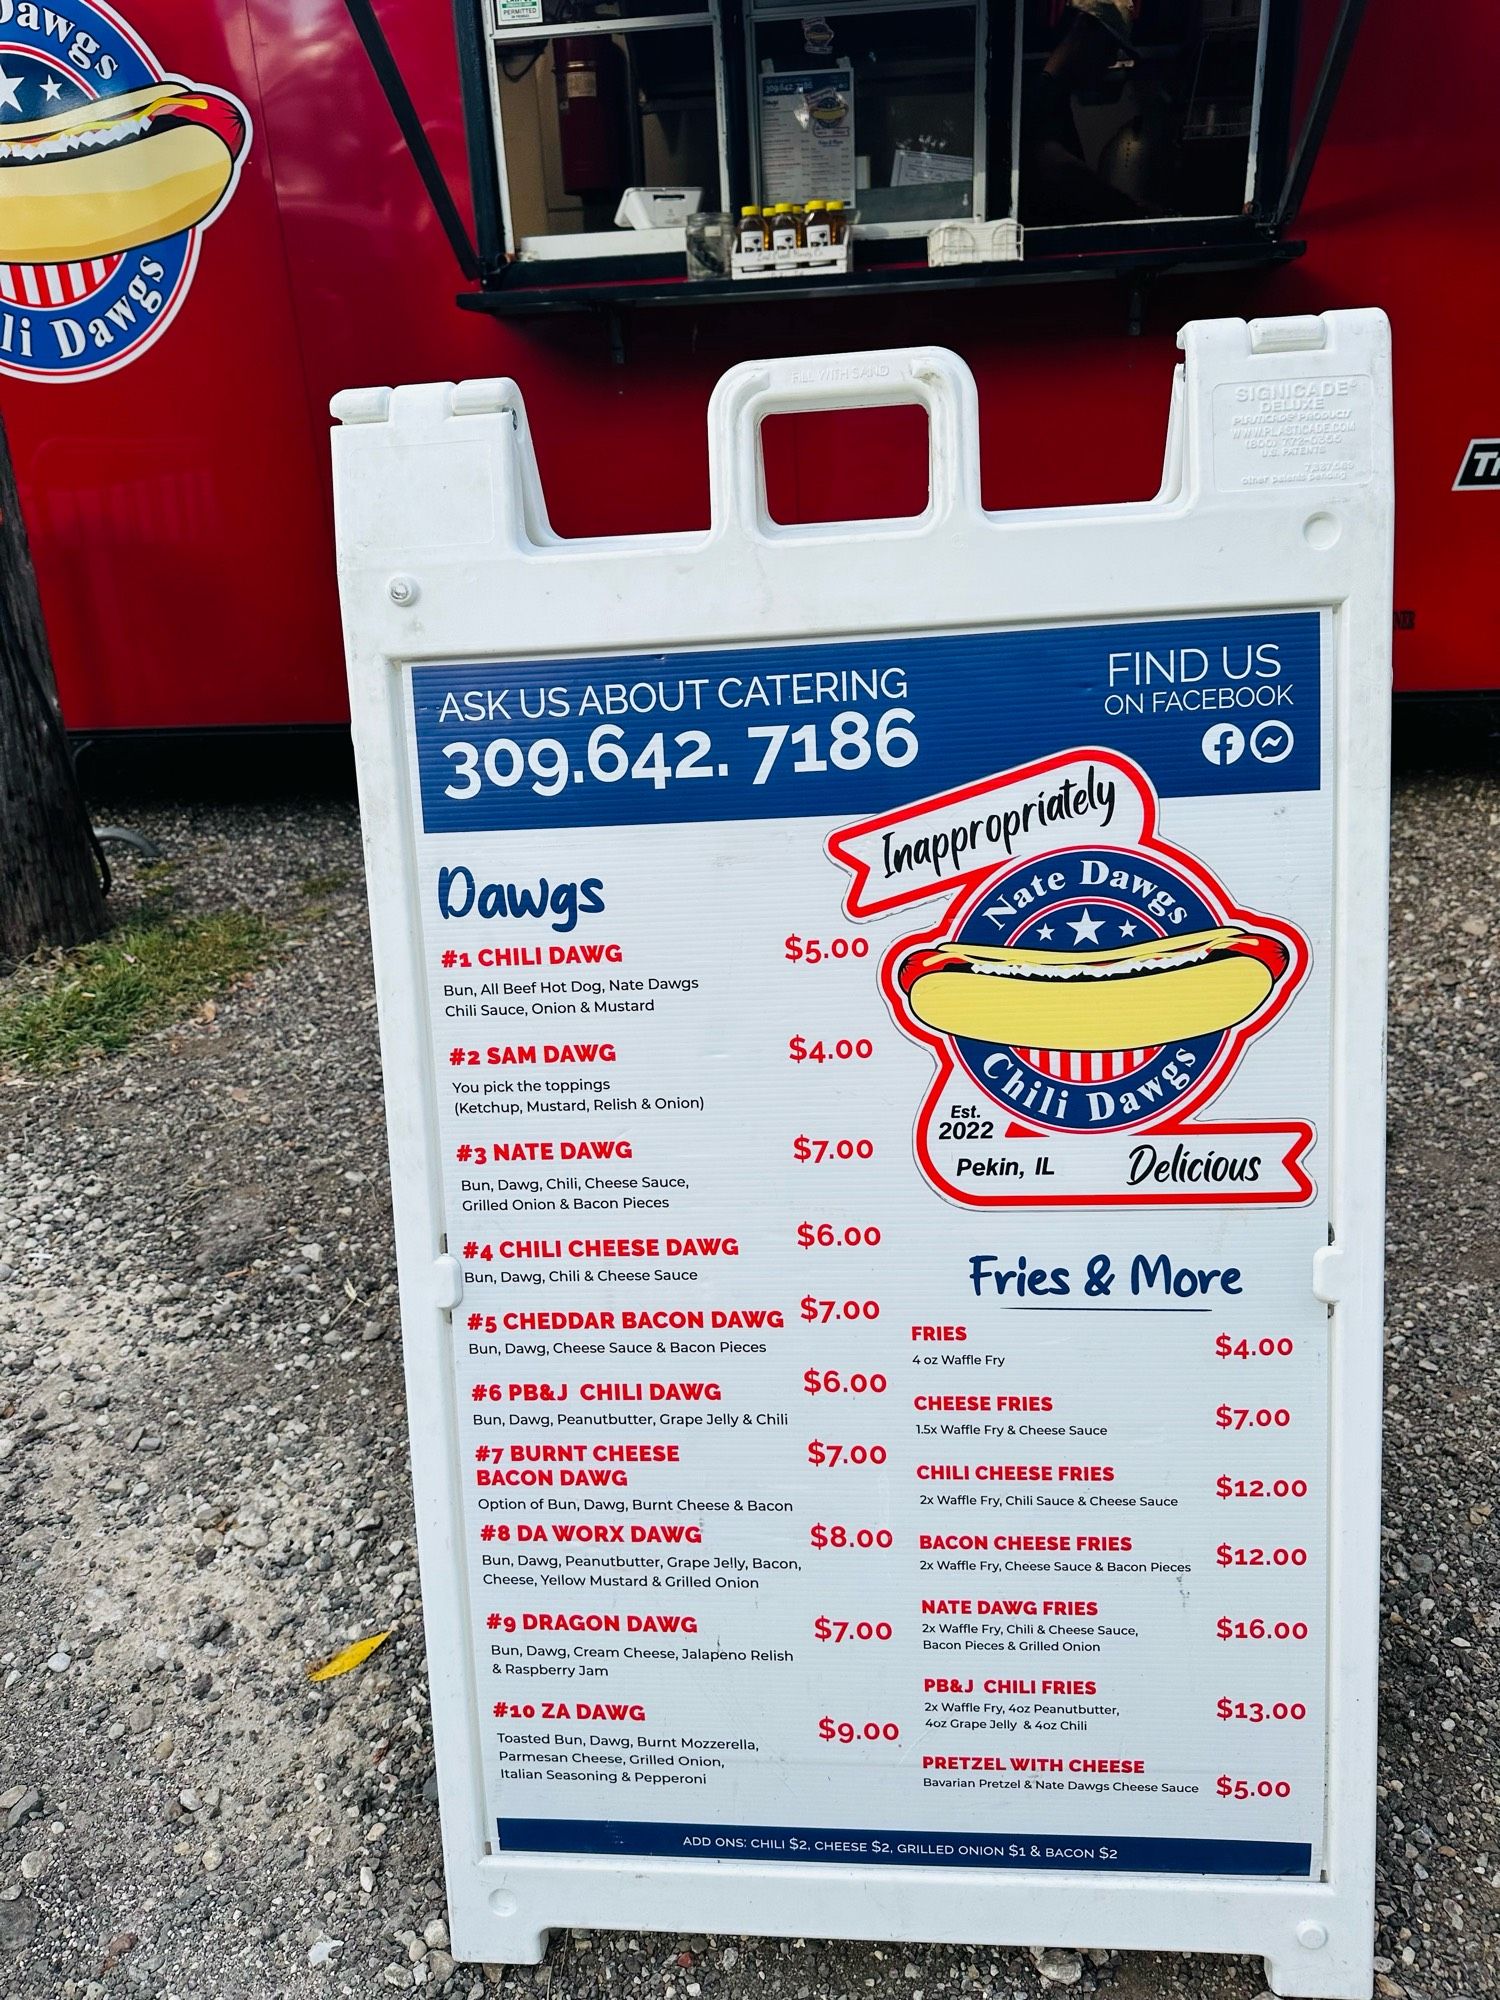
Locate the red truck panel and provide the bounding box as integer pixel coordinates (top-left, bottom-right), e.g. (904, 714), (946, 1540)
(0, 0), (1490, 729)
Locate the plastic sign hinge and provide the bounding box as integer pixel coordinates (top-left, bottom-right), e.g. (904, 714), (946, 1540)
(450, 379), (517, 418)
(331, 386), (393, 426)
(1248, 316), (1328, 355)
(1311, 1244), (1346, 1304)
(433, 1255), (463, 1311)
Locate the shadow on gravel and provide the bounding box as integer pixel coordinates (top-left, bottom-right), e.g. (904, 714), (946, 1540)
(74, 728), (357, 806)
(1392, 697), (1500, 773)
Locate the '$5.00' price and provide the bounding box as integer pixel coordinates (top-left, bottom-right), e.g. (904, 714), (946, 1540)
(819, 1717), (900, 1743)
(789, 1036), (874, 1065)
(1216, 1544), (1308, 1568)
(803, 1369), (887, 1396)
(814, 1618), (894, 1644)
(801, 1296), (880, 1323)
(798, 1221), (881, 1249)
(1216, 1775), (1292, 1800)
(1216, 1698), (1308, 1723)
(1216, 1404), (1292, 1430)
(809, 1523), (894, 1551)
(807, 1440), (888, 1468)
(786, 935), (871, 966)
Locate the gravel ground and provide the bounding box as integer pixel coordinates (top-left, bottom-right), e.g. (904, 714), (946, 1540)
(0, 771), (1495, 2000)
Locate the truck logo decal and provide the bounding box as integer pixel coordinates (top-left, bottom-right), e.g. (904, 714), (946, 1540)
(0, 1), (250, 382)
(1454, 440), (1500, 490)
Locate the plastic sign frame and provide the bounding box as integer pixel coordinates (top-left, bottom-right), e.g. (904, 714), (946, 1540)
(333, 314), (1392, 1998)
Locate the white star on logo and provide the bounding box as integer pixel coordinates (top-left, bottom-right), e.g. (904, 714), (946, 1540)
(1068, 909), (1105, 945)
(1118, 920), (1138, 938)
(41, 76), (63, 102)
(1036, 925), (1054, 941)
(0, 65), (25, 115)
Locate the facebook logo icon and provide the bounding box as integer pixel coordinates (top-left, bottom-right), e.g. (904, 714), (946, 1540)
(1201, 724), (1246, 766)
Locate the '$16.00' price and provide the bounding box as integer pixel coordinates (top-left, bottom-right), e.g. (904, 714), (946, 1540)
(1217, 1775), (1292, 1800)
(789, 1036), (873, 1065)
(785, 935), (871, 965)
(803, 1369), (886, 1395)
(814, 1618), (894, 1643)
(807, 1440), (888, 1468)
(819, 1717), (900, 1743)
(1216, 1617), (1311, 1642)
(809, 1523), (894, 1550)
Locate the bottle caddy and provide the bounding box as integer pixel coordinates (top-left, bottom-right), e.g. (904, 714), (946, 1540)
(732, 198), (852, 280)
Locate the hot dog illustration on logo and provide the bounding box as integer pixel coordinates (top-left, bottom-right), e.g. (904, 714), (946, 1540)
(827, 748), (1315, 1206)
(0, 3), (250, 382)
(898, 926), (1289, 1054)
(891, 850), (1295, 1136)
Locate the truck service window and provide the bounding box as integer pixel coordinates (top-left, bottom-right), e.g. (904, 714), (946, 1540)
(469, 2), (1307, 279)
(487, 2), (727, 259)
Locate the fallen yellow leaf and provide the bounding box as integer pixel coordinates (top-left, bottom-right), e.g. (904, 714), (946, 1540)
(306, 1630), (391, 1683)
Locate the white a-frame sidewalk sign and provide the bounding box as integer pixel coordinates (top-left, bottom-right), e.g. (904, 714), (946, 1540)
(333, 312), (1392, 1998)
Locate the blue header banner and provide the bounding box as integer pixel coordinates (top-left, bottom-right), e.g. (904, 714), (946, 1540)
(410, 612), (1320, 836)
(496, 1816), (1313, 1877)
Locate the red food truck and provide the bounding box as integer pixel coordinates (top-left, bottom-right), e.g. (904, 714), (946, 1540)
(0, 0), (1490, 735)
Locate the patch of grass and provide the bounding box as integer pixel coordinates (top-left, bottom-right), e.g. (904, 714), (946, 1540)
(0, 910), (279, 1072)
(300, 869), (350, 898)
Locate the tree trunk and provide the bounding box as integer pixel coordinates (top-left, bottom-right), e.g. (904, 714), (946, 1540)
(0, 414), (107, 966)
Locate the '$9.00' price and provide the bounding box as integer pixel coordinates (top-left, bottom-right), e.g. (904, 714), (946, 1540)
(807, 1440), (887, 1468)
(809, 1523), (894, 1551)
(819, 1717), (900, 1743)
(1217, 1775), (1292, 1800)
(789, 1036), (874, 1065)
(803, 1369), (886, 1395)
(814, 1618), (894, 1644)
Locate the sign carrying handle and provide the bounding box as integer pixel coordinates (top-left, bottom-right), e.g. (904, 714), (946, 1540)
(706, 346), (984, 541)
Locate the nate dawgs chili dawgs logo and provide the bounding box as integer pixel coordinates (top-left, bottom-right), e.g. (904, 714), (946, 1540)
(827, 748), (1314, 1209)
(0, 1), (250, 381)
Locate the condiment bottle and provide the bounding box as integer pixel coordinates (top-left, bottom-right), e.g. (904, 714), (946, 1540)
(738, 204), (769, 253)
(770, 203), (801, 252)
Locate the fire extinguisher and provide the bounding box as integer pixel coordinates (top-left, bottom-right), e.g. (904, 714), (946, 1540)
(554, 37), (626, 198)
